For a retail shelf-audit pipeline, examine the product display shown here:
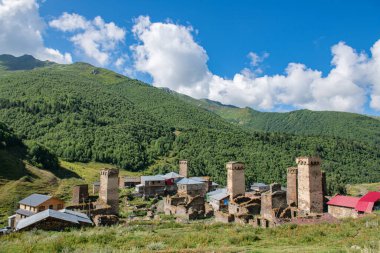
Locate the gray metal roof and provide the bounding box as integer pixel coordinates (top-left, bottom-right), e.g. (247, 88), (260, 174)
(15, 209), (35, 217)
(16, 209), (92, 231)
(251, 183), (268, 187)
(93, 181), (100, 186)
(177, 178), (204, 185)
(19, 194), (52, 207)
(163, 172), (182, 179)
(207, 188), (227, 197)
(209, 192), (229, 201)
(141, 175), (165, 183)
(190, 177), (208, 182)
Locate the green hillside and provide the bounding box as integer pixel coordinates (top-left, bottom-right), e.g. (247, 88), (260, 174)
(0, 55), (379, 197)
(175, 93), (380, 146)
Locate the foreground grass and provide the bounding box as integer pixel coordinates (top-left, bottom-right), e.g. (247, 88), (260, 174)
(1, 215), (379, 253)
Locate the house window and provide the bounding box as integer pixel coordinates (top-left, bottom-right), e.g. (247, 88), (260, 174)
(38, 206), (45, 212)
(57, 204), (63, 209)
(49, 205), (53, 209)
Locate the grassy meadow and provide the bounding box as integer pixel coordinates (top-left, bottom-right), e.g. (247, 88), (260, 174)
(1, 214), (379, 252)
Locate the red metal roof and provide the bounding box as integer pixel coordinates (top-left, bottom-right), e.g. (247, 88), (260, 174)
(355, 192), (380, 213)
(327, 195), (360, 208)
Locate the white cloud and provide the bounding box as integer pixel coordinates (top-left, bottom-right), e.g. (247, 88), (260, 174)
(248, 51), (269, 67)
(50, 13), (126, 66)
(131, 16), (211, 98)
(0, 0), (72, 63)
(131, 16), (380, 113)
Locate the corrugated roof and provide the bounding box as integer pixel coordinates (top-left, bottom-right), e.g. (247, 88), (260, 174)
(355, 192), (380, 213)
(190, 177), (208, 182)
(207, 188), (227, 197)
(16, 209), (92, 231)
(16, 209), (35, 217)
(209, 192), (229, 201)
(177, 178), (204, 185)
(93, 182), (100, 186)
(141, 175), (165, 182)
(163, 172), (182, 179)
(327, 195), (360, 208)
(19, 194), (52, 207)
(251, 183), (268, 187)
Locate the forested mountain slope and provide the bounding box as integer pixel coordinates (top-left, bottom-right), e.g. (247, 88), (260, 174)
(0, 55), (379, 195)
(175, 93), (380, 147)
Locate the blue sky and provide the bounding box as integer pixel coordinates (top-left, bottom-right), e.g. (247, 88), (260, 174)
(1, 0), (380, 115)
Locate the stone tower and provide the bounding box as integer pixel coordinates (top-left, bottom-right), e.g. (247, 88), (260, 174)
(286, 167), (298, 206)
(99, 168), (119, 214)
(179, 160), (188, 178)
(72, 184), (89, 205)
(296, 157), (323, 214)
(226, 161), (245, 200)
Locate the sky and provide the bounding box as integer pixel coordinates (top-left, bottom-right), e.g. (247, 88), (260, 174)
(1, 0), (380, 115)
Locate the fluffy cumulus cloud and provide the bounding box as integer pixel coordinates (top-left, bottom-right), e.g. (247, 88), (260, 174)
(131, 16), (380, 113)
(49, 13), (126, 66)
(131, 16), (212, 98)
(0, 0), (72, 63)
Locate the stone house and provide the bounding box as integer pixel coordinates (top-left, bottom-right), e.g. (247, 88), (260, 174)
(119, 176), (141, 188)
(136, 175), (166, 197)
(164, 195), (206, 220)
(177, 178), (205, 197)
(260, 183), (288, 220)
(327, 192), (380, 218)
(72, 184), (89, 205)
(14, 194), (64, 225)
(208, 191), (229, 211)
(326, 195), (360, 218)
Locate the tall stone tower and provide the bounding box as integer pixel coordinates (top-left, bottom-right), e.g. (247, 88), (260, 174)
(179, 160), (188, 178)
(286, 167), (298, 206)
(296, 157), (323, 214)
(226, 161), (245, 200)
(99, 168), (119, 214)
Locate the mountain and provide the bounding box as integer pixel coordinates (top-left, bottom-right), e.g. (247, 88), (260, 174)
(0, 54), (54, 71)
(0, 54), (379, 196)
(174, 92), (380, 147)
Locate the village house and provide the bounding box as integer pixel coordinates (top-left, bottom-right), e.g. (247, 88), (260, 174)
(119, 176), (141, 188)
(15, 209), (92, 231)
(136, 175), (166, 197)
(177, 178), (205, 197)
(327, 192), (380, 218)
(12, 194), (65, 226)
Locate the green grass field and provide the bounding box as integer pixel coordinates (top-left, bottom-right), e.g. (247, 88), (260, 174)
(1, 214), (379, 252)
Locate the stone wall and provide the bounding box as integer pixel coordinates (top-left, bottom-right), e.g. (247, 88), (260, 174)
(328, 205), (358, 219)
(72, 184), (89, 205)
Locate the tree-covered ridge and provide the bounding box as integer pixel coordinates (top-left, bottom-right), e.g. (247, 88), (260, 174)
(0, 58), (379, 194)
(175, 92), (380, 147)
(0, 54), (54, 71)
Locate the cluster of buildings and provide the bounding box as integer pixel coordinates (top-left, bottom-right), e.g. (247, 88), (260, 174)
(5, 156), (380, 232)
(7, 168), (121, 231)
